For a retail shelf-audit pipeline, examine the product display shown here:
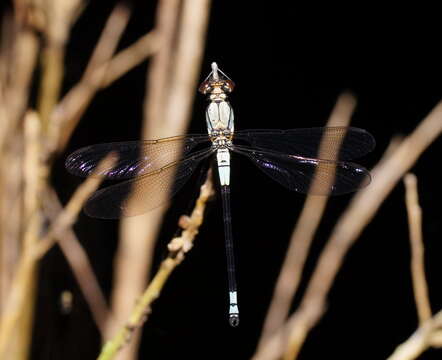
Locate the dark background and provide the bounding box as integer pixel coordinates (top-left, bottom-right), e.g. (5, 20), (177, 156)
(15, 1), (442, 359)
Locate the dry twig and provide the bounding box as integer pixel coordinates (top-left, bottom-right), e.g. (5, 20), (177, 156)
(384, 174), (436, 360)
(41, 187), (110, 336)
(50, 3), (131, 153)
(404, 173), (431, 324)
(108, 2), (211, 359)
(100, 30), (160, 89)
(387, 311), (442, 360)
(253, 101), (442, 360)
(0, 154), (115, 358)
(37, 0), (84, 129)
(257, 93), (356, 348)
(34, 155), (117, 258)
(97, 170), (215, 360)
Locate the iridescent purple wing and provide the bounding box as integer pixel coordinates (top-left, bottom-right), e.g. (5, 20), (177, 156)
(65, 134), (210, 180)
(83, 147), (215, 219)
(233, 145), (371, 195)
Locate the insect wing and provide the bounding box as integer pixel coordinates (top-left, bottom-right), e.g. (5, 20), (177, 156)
(233, 145), (371, 195)
(65, 134), (210, 180)
(234, 127), (375, 161)
(84, 148), (215, 218)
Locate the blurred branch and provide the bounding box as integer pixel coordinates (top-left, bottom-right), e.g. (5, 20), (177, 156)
(15, 110), (41, 359)
(97, 170), (215, 360)
(34, 155), (117, 259)
(0, 154), (115, 358)
(100, 30), (160, 88)
(41, 187), (110, 337)
(143, 0), (181, 132)
(107, 1), (181, 357)
(50, 3), (131, 153)
(0, 9), (39, 151)
(252, 101), (442, 360)
(37, 0), (84, 130)
(256, 93), (356, 348)
(404, 173), (431, 324)
(110, 1), (211, 359)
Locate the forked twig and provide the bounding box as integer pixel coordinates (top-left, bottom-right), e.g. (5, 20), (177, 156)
(51, 3), (131, 153)
(100, 30), (160, 88)
(34, 154), (118, 259)
(41, 187), (110, 336)
(387, 311), (442, 360)
(97, 169), (215, 360)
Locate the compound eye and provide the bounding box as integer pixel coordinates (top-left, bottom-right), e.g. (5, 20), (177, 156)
(222, 80), (235, 93)
(198, 81), (213, 94)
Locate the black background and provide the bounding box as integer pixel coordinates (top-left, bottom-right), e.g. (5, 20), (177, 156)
(13, 1), (442, 359)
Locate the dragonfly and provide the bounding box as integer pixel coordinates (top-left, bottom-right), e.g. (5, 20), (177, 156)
(66, 62), (375, 327)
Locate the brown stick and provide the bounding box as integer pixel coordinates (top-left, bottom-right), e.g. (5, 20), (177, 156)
(0, 154), (115, 358)
(252, 101), (442, 360)
(404, 173), (431, 324)
(50, 3), (131, 153)
(109, 2), (211, 360)
(256, 93), (356, 349)
(34, 155), (117, 259)
(97, 169), (214, 360)
(100, 31), (160, 89)
(41, 187), (110, 336)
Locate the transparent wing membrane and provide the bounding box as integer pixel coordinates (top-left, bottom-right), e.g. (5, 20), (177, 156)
(65, 134), (210, 180)
(234, 127), (375, 161)
(84, 148), (215, 219)
(233, 145), (371, 195)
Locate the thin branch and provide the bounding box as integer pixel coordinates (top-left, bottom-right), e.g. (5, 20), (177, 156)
(109, 2), (211, 359)
(97, 169), (215, 360)
(161, 0), (212, 134)
(100, 30), (160, 88)
(143, 0), (181, 133)
(50, 3), (131, 153)
(33, 154), (117, 259)
(0, 11), (39, 151)
(15, 110), (41, 359)
(252, 100), (442, 360)
(257, 93), (356, 348)
(0, 154), (115, 357)
(387, 311), (442, 360)
(41, 187), (110, 337)
(404, 173), (431, 324)
(37, 0), (84, 130)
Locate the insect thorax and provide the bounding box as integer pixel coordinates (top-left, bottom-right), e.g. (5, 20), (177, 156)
(206, 99), (234, 149)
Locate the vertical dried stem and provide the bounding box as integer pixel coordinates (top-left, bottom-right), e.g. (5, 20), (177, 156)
(404, 173), (431, 324)
(257, 93), (356, 349)
(107, 1), (181, 357)
(0, 12), (38, 150)
(37, 0), (84, 130)
(0, 154), (114, 358)
(14, 111), (41, 360)
(109, 1), (211, 359)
